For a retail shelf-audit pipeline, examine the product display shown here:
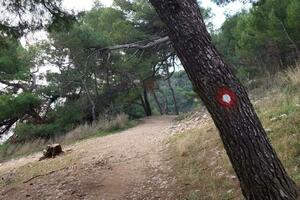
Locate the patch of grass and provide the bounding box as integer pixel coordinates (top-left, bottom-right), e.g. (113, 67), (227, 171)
(94, 120), (137, 137)
(61, 113), (132, 143)
(253, 65), (300, 142)
(0, 151), (78, 188)
(169, 123), (242, 199)
(0, 114), (137, 161)
(278, 62), (300, 86)
(256, 87), (300, 186)
(0, 139), (47, 162)
(169, 63), (300, 198)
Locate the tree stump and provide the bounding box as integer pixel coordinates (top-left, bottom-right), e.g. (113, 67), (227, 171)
(39, 144), (63, 161)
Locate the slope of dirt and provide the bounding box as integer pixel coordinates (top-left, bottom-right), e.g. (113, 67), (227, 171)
(0, 116), (182, 200)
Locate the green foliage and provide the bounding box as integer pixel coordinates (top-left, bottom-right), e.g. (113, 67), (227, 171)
(46, 5), (165, 122)
(15, 123), (62, 142)
(0, 37), (30, 80)
(152, 71), (200, 114)
(51, 7), (145, 50)
(55, 105), (84, 126)
(286, 0), (300, 42)
(0, 0), (74, 37)
(214, 0), (300, 75)
(114, 0), (164, 35)
(235, 66), (258, 83)
(0, 93), (40, 121)
(0, 0), (205, 144)
(14, 103), (85, 142)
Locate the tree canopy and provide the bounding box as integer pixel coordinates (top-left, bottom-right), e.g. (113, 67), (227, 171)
(214, 0), (300, 78)
(0, 1), (205, 141)
(0, 0), (299, 146)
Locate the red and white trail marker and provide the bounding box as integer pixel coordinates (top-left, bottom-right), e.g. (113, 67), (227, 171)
(216, 87), (237, 108)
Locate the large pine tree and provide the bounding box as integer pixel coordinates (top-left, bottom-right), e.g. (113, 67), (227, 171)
(149, 0), (299, 199)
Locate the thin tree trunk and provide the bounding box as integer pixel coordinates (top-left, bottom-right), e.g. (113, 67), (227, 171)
(149, 0), (299, 199)
(0, 118), (18, 136)
(143, 87), (152, 116)
(139, 94), (152, 117)
(158, 88), (169, 115)
(166, 68), (179, 115)
(93, 71), (99, 97)
(106, 67), (110, 86)
(139, 94), (147, 114)
(82, 80), (96, 122)
(152, 91), (163, 115)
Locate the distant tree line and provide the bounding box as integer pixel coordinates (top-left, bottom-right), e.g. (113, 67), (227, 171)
(214, 0), (300, 79)
(0, 0), (299, 143)
(0, 0), (201, 142)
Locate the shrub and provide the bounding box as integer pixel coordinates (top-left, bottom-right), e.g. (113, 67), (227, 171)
(15, 123), (63, 142)
(278, 62), (300, 86)
(1, 113), (133, 160)
(96, 113), (129, 132)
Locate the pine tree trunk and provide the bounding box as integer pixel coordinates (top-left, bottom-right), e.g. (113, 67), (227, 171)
(158, 88), (169, 115)
(82, 80), (97, 122)
(139, 95), (147, 116)
(149, 0), (299, 199)
(166, 68), (179, 115)
(140, 91), (152, 117)
(152, 91), (164, 115)
(143, 87), (152, 116)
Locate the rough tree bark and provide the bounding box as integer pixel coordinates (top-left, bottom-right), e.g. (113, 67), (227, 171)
(149, 0), (299, 199)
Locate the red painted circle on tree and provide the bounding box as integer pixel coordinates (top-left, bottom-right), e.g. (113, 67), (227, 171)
(216, 87), (237, 108)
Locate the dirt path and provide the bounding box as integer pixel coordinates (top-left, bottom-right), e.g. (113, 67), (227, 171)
(0, 116), (180, 200)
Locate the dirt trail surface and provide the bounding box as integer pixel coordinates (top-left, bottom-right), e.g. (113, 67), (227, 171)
(0, 116), (181, 200)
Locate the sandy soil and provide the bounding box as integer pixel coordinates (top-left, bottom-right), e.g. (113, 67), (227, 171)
(0, 116), (181, 200)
